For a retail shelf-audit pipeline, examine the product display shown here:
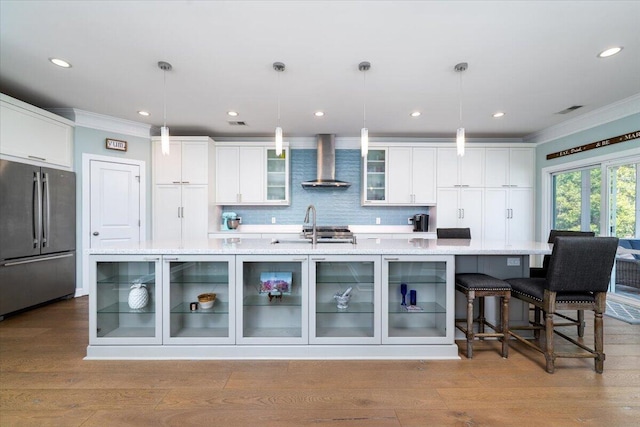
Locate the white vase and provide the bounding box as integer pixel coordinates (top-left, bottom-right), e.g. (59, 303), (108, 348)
(128, 281), (149, 309)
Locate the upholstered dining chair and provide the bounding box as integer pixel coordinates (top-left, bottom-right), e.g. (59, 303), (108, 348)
(530, 230), (595, 338)
(438, 228), (512, 358)
(506, 236), (618, 373)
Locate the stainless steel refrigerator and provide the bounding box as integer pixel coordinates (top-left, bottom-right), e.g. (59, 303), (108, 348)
(0, 159), (76, 318)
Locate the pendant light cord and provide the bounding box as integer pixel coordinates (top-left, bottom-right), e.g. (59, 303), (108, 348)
(163, 68), (167, 128)
(458, 71), (463, 126)
(277, 69), (281, 126)
(363, 69), (367, 129)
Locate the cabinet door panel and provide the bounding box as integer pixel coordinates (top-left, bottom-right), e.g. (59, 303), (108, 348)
(238, 147), (264, 203)
(215, 147), (241, 203)
(459, 188), (483, 237)
(181, 185), (209, 240)
(153, 185), (182, 241)
(436, 188), (460, 229)
(484, 148), (510, 188)
(412, 148), (436, 204)
(436, 149), (459, 188)
(459, 148), (485, 187)
(509, 188), (534, 241)
(153, 141), (182, 184)
(387, 147), (412, 204)
(509, 148), (534, 188)
(181, 141), (208, 184)
(484, 188), (508, 241)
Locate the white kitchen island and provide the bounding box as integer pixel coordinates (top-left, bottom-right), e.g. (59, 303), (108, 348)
(86, 238), (550, 360)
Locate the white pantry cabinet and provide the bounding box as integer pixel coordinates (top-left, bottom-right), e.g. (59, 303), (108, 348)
(484, 187), (534, 242)
(485, 147), (534, 188)
(436, 147), (484, 188)
(152, 136), (212, 241)
(436, 187), (484, 237)
(0, 94), (73, 168)
(215, 143), (289, 205)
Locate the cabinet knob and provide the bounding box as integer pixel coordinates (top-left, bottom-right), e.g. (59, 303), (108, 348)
(92, 231), (99, 236)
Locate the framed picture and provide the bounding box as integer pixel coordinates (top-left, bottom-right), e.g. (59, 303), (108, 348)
(259, 272), (292, 295)
(105, 138), (127, 152)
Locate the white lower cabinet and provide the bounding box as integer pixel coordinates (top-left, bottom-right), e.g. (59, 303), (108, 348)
(484, 188), (534, 242)
(89, 255), (162, 345)
(382, 255), (455, 344)
(309, 255), (381, 344)
(88, 253), (457, 358)
(436, 188), (484, 237)
(163, 255), (235, 344)
(153, 184), (208, 241)
(236, 255), (309, 345)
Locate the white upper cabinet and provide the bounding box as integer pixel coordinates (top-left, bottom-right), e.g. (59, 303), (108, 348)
(153, 138), (209, 184)
(363, 145), (436, 205)
(0, 94), (73, 168)
(215, 143), (289, 205)
(436, 147), (484, 187)
(485, 147), (534, 188)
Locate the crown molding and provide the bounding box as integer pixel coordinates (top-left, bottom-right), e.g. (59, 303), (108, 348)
(47, 108), (153, 139)
(524, 93), (640, 145)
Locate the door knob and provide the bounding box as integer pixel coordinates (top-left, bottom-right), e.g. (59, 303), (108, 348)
(92, 231), (99, 236)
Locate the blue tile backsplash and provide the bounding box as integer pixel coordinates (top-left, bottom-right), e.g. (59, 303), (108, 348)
(223, 149), (430, 226)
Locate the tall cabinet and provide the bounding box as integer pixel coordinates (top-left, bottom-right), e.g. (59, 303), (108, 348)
(483, 148), (534, 242)
(436, 148), (485, 236)
(152, 137), (213, 241)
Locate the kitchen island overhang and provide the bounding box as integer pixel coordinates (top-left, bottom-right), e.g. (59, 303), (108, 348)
(86, 238), (550, 360)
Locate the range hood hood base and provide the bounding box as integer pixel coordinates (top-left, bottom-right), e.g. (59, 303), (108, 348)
(301, 134), (351, 188)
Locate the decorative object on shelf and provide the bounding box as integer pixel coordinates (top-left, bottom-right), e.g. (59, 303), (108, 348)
(334, 287), (353, 309)
(273, 61), (285, 156)
(403, 305), (424, 312)
(409, 289), (417, 306)
(400, 283), (408, 306)
(259, 272), (292, 295)
(359, 61), (371, 158)
(267, 292), (283, 302)
(158, 60), (173, 156)
(189, 302), (198, 311)
(128, 280), (149, 309)
(197, 293), (216, 309)
(454, 61), (468, 157)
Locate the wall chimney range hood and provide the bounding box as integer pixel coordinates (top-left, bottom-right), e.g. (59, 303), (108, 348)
(301, 134), (351, 188)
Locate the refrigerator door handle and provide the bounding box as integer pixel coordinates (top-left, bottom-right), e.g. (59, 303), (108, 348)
(3, 253), (74, 267)
(33, 172), (42, 248)
(42, 172), (50, 247)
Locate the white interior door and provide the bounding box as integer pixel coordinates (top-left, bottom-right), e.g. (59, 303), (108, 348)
(90, 160), (141, 248)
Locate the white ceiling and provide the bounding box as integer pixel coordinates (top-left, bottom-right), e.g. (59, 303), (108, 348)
(1, 1), (639, 140)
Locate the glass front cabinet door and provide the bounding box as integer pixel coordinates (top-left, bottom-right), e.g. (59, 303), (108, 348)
(236, 255), (308, 345)
(266, 148), (289, 203)
(362, 148), (387, 204)
(310, 256), (381, 344)
(162, 255), (235, 344)
(382, 255), (454, 344)
(89, 255), (162, 345)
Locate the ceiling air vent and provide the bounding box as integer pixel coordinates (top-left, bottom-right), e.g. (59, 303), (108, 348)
(228, 121), (247, 126)
(556, 105), (583, 114)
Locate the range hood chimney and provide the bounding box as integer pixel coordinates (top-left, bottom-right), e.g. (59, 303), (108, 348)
(301, 134), (351, 188)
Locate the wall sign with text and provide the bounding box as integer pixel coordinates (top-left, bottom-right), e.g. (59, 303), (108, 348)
(546, 130), (639, 160)
(106, 138), (127, 152)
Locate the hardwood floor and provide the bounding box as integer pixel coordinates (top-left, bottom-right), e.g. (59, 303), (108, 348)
(1, 296), (639, 426)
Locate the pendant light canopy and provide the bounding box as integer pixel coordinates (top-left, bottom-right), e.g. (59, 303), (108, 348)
(454, 62), (468, 157)
(273, 62), (285, 156)
(359, 61), (371, 158)
(158, 61), (172, 156)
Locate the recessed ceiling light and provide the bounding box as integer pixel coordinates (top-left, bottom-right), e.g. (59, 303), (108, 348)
(598, 46), (623, 58)
(137, 111), (150, 117)
(410, 111), (421, 117)
(492, 112), (505, 118)
(227, 111), (239, 117)
(49, 57), (71, 68)
(314, 111), (324, 117)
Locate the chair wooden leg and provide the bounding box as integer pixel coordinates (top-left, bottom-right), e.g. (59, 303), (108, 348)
(578, 309), (585, 337)
(501, 293), (510, 358)
(466, 291), (475, 358)
(534, 306), (542, 340)
(478, 296), (485, 338)
(594, 293), (606, 374)
(544, 310), (555, 373)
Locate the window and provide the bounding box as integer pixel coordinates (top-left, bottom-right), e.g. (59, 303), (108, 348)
(552, 166), (601, 234)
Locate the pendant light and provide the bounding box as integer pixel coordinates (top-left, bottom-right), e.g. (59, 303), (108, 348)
(454, 62), (468, 157)
(273, 62), (285, 156)
(158, 61), (172, 156)
(358, 61), (371, 158)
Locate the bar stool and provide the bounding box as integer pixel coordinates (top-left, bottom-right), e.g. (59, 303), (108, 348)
(455, 273), (512, 358)
(437, 228), (511, 358)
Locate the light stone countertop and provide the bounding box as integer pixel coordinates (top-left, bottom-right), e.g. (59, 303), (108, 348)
(88, 237), (551, 256)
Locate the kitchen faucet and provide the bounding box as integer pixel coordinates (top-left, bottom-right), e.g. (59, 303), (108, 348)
(304, 204), (317, 245)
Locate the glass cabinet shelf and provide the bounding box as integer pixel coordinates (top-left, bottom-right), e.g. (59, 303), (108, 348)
(242, 294), (302, 307)
(387, 301), (446, 314)
(315, 302), (374, 314)
(98, 302), (155, 314)
(170, 301), (230, 314)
